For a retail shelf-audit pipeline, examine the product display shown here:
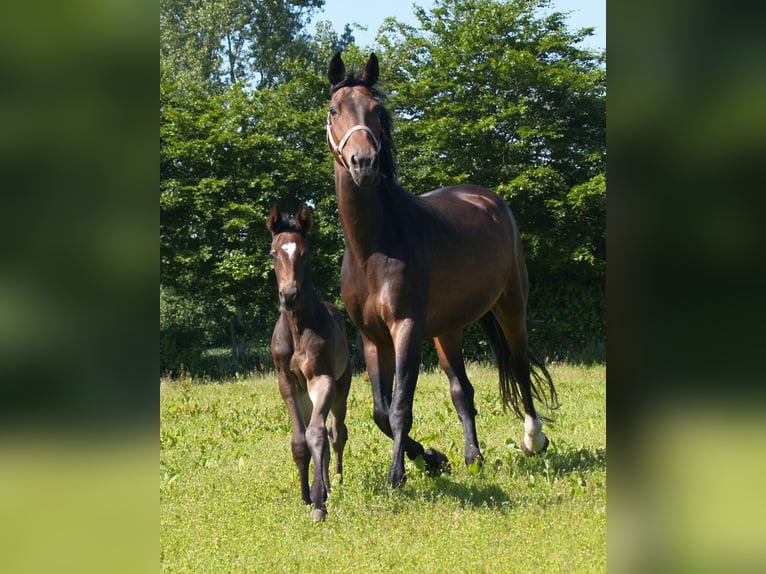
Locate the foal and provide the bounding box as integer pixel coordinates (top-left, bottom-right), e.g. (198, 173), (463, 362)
(268, 204), (352, 522)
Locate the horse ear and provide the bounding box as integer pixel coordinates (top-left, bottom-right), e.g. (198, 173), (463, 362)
(328, 52), (345, 86)
(362, 53), (379, 86)
(266, 205), (282, 234)
(296, 203), (312, 234)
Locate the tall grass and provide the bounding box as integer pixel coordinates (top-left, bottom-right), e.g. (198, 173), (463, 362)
(160, 363), (605, 572)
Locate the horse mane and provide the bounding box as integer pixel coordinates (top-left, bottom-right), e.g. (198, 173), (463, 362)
(330, 73), (398, 181)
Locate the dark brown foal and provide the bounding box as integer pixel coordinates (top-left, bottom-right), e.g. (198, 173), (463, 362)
(268, 204), (352, 521)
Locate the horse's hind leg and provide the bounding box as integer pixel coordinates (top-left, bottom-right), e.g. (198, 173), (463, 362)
(493, 292), (551, 456)
(328, 364), (351, 481)
(434, 331), (482, 468)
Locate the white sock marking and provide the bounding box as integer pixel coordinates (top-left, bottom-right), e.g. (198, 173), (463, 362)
(523, 414), (547, 453)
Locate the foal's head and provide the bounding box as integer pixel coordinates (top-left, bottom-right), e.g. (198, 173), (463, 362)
(327, 52), (396, 187)
(267, 204), (312, 312)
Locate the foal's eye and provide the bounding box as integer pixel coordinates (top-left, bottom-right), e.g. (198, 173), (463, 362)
(329, 106), (337, 117)
(269, 249), (276, 260)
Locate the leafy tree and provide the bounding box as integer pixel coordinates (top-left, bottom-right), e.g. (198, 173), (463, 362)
(377, 0), (606, 355)
(160, 57), (345, 372)
(160, 0), (606, 375)
(160, 0), (325, 90)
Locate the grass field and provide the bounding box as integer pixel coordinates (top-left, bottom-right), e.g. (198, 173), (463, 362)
(160, 362), (606, 572)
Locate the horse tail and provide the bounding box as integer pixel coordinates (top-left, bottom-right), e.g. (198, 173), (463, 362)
(479, 313), (560, 422)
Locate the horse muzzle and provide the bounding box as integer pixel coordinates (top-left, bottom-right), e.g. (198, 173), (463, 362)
(279, 286), (301, 310)
(349, 151), (379, 188)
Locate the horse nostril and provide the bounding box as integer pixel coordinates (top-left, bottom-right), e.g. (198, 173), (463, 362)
(280, 288), (300, 309)
(350, 154), (358, 166)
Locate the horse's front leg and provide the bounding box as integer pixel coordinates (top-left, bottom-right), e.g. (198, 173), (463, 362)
(362, 332), (430, 485)
(306, 374), (334, 521)
(388, 319), (450, 487)
(277, 370), (311, 505)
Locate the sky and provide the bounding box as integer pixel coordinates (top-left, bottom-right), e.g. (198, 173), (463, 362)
(308, 0), (605, 52)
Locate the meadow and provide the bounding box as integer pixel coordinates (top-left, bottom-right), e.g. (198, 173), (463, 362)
(160, 362), (605, 572)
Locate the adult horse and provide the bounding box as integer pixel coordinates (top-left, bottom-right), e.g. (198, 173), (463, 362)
(268, 204), (352, 521)
(325, 52), (559, 488)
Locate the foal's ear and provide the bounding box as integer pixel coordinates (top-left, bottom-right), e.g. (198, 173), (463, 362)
(296, 203), (312, 234)
(328, 52), (345, 86)
(362, 53), (379, 86)
(266, 205), (282, 234)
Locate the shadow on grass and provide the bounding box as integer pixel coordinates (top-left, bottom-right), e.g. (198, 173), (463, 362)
(513, 442), (606, 478)
(393, 443), (606, 511)
(339, 443), (605, 514)
(406, 476), (517, 510)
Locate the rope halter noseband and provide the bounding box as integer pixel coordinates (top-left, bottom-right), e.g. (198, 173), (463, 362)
(326, 112), (382, 171)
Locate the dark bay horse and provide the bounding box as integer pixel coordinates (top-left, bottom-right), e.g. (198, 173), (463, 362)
(326, 52), (559, 488)
(268, 204), (352, 521)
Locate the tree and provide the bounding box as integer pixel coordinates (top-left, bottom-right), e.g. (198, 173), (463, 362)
(159, 0), (607, 375)
(160, 0), (325, 91)
(160, 57), (346, 372)
(377, 0), (606, 355)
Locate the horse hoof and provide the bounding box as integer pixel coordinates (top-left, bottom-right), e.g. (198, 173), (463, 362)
(389, 467), (407, 489)
(424, 448), (451, 476)
(465, 450), (484, 468)
(520, 435), (549, 457)
(312, 508), (327, 522)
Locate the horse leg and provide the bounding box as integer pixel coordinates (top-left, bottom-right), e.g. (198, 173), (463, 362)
(277, 371), (311, 505)
(493, 296), (550, 456)
(434, 330), (483, 468)
(361, 332), (429, 484)
(306, 374), (334, 521)
(387, 319), (450, 487)
(328, 363), (351, 481)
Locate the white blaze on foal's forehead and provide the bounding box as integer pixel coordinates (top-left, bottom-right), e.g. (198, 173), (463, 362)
(281, 241), (297, 259)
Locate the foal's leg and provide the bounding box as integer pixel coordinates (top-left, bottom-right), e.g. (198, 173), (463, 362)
(434, 330), (482, 468)
(328, 363), (351, 480)
(277, 371), (311, 505)
(306, 374), (334, 521)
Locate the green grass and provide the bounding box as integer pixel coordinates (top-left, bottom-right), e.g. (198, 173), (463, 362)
(160, 363), (606, 572)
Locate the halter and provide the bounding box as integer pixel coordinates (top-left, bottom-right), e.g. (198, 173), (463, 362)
(326, 112), (381, 171)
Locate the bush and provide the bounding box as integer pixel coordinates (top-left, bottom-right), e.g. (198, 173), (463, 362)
(160, 287), (219, 376)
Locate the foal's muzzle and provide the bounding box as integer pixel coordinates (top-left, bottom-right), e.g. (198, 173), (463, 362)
(279, 286), (300, 310)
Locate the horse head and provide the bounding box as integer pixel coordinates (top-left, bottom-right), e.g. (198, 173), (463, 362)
(267, 204), (312, 311)
(326, 52), (385, 188)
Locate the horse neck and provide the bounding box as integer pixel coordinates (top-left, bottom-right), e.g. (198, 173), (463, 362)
(334, 165), (394, 260)
(282, 272), (320, 337)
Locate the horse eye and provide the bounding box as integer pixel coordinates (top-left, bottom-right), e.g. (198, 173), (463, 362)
(269, 249), (276, 260)
(329, 106), (337, 116)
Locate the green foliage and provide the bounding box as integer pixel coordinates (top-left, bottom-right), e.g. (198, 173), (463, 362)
(159, 0), (606, 375)
(160, 0), (326, 90)
(160, 363), (606, 571)
(378, 0), (605, 359)
(160, 286), (222, 375)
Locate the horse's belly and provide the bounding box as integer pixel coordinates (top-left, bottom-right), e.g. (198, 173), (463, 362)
(424, 289), (499, 337)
